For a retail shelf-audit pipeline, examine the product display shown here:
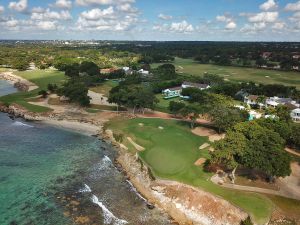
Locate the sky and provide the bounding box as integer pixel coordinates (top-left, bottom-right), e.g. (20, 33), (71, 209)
(0, 0), (300, 41)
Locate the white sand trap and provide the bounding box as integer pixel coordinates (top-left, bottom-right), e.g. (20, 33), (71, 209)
(194, 158), (206, 166)
(199, 143), (210, 150)
(265, 76), (270, 78)
(138, 123), (144, 127)
(158, 126), (164, 130)
(127, 137), (145, 151)
(192, 127), (225, 142)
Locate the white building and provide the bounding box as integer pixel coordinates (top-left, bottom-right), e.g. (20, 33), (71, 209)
(244, 95), (259, 106)
(266, 97), (299, 108)
(138, 69), (149, 75)
(291, 108), (300, 122)
(181, 81), (210, 90)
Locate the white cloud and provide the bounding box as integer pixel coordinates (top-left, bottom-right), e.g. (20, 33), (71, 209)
(8, 0), (27, 13)
(31, 9), (72, 21)
(272, 22), (286, 30)
(158, 13), (173, 20)
(260, 0), (278, 11)
(153, 20), (194, 33)
(80, 7), (115, 20)
(285, 1), (300, 11)
(170, 20), (194, 32)
(248, 12), (278, 23)
(52, 0), (72, 9)
(225, 21), (237, 29)
(216, 14), (236, 30)
(76, 5), (138, 32)
(0, 6), (4, 13)
(31, 7), (45, 13)
(75, 0), (134, 6)
(216, 15), (231, 22)
(36, 21), (58, 30)
(117, 3), (138, 13)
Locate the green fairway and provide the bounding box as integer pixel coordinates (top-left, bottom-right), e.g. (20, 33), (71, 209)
(108, 117), (274, 224)
(90, 80), (118, 97)
(0, 69), (65, 112)
(153, 58), (300, 89)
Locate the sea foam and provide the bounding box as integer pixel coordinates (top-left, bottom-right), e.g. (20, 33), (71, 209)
(126, 180), (147, 202)
(11, 121), (34, 128)
(79, 184), (92, 193)
(91, 195), (128, 225)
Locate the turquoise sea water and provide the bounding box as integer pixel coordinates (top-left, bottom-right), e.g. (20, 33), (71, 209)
(0, 80), (171, 225)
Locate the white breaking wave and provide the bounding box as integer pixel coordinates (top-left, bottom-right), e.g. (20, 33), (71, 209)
(91, 195), (128, 225)
(12, 121), (34, 128)
(103, 155), (112, 163)
(96, 155), (113, 171)
(79, 184), (92, 193)
(126, 180), (147, 203)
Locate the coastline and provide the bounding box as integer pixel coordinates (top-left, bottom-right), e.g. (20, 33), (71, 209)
(0, 104), (247, 225)
(0, 71), (38, 91)
(0, 103), (248, 225)
(0, 72), (248, 225)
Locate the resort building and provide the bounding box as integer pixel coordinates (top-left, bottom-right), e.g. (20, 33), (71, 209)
(265, 97), (299, 109)
(138, 69), (150, 75)
(244, 95), (259, 106)
(291, 108), (300, 122)
(100, 68), (118, 74)
(162, 87), (182, 99)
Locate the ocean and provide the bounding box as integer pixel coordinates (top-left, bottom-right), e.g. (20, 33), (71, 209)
(0, 79), (171, 225)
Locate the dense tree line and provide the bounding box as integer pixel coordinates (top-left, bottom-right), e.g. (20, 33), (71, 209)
(211, 121), (291, 182)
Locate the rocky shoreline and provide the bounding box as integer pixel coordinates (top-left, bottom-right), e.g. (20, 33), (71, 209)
(0, 102), (248, 225)
(101, 129), (248, 225)
(0, 72), (38, 91)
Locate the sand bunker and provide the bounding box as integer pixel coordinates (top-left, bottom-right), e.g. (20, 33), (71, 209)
(127, 137), (145, 151)
(192, 127), (225, 142)
(199, 143), (210, 150)
(194, 158), (206, 166)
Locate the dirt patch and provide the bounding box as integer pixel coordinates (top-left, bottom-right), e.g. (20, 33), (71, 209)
(277, 162), (300, 200)
(192, 127), (225, 142)
(194, 158), (206, 166)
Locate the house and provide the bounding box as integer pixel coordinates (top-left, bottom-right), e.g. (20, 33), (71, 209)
(138, 69), (149, 75)
(291, 108), (300, 122)
(235, 90), (249, 101)
(265, 97), (300, 108)
(292, 55), (300, 60)
(261, 52), (272, 59)
(100, 68), (118, 74)
(162, 87), (182, 99)
(244, 95), (259, 106)
(122, 67), (133, 75)
(182, 81), (210, 90)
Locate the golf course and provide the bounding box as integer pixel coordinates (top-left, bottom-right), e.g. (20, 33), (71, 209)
(0, 69), (65, 112)
(108, 117), (281, 225)
(153, 58), (300, 89)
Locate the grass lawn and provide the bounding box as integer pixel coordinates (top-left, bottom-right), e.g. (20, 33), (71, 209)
(108, 117), (274, 224)
(90, 80), (118, 97)
(152, 58), (300, 89)
(0, 69), (65, 112)
(155, 94), (189, 113)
